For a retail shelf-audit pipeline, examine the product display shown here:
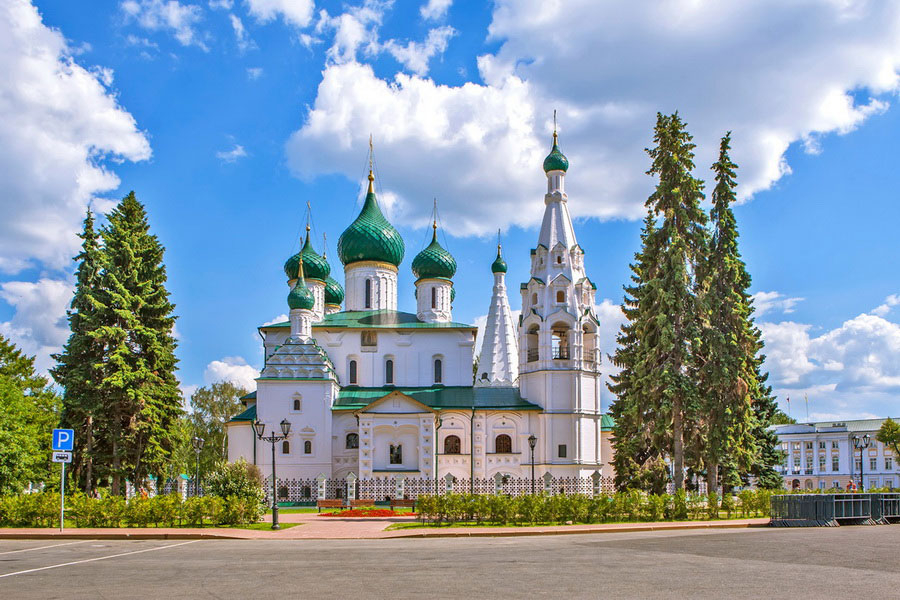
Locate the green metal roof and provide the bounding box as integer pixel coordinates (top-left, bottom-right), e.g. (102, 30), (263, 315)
(543, 133), (569, 173)
(284, 231), (331, 282)
(287, 278), (315, 310)
(491, 246), (507, 274)
(239, 390), (256, 402)
(261, 310), (475, 330)
(332, 386), (541, 411)
(412, 228), (456, 281)
(228, 404), (257, 423)
(601, 414), (614, 431)
(337, 176), (405, 267)
(324, 275), (344, 305)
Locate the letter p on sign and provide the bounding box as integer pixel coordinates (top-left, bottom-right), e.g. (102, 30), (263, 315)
(53, 428), (74, 451)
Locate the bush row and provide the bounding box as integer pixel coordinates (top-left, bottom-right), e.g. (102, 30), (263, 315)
(0, 492), (264, 528)
(415, 489), (775, 526)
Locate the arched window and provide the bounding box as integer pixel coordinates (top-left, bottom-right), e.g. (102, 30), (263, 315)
(431, 287), (437, 309)
(349, 360), (358, 385)
(385, 359), (394, 385)
(364, 278), (372, 309)
(433, 358), (442, 384)
(292, 397), (302, 411)
(556, 290), (565, 303)
(495, 434), (512, 454)
(346, 433), (359, 449)
(281, 440), (290, 454)
(531, 292), (538, 306)
(556, 255), (562, 264)
(304, 440), (312, 454)
(551, 322), (570, 359)
(526, 325), (539, 362)
(444, 435), (461, 454)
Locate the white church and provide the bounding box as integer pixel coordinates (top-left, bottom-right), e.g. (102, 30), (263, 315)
(226, 131), (614, 483)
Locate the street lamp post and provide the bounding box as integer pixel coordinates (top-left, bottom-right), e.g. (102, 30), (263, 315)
(191, 436), (204, 497)
(853, 434), (871, 492)
(254, 418), (292, 530)
(434, 416), (443, 495)
(528, 434), (537, 495)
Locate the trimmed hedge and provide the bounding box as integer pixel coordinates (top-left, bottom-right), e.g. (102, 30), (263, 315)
(414, 489), (775, 526)
(0, 492), (262, 528)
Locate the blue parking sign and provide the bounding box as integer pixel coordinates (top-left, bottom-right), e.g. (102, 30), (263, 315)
(52, 429), (74, 451)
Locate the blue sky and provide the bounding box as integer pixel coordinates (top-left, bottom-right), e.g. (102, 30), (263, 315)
(1, 0), (899, 421)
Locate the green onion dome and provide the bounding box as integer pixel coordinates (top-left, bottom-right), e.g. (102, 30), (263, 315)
(412, 224), (457, 281)
(324, 275), (344, 306)
(542, 131), (569, 173)
(491, 244), (507, 274)
(337, 172), (405, 267)
(450, 287), (456, 303)
(284, 228), (330, 282)
(287, 278), (315, 311)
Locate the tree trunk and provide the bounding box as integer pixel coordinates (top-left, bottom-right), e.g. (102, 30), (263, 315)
(111, 437), (121, 496)
(707, 460), (718, 498)
(673, 400), (684, 490)
(84, 415), (94, 495)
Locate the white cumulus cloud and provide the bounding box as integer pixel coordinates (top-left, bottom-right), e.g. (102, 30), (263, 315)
(751, 291), (805, 317)
(0, 0), (151, 274)
(204, 356), (260, 390)
(288, 0), (900, 236)
(246, 0), (314, 28)
(0, 278), (74, 374)
(420, 0), (451, 21)
(121, 0), (208, 50)
(216, 143), (248, 162)
(384, 25), (455, 76)
(872, 293), (900, 317)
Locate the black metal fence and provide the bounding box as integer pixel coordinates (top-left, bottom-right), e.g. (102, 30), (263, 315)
(771, 493), (900, 526)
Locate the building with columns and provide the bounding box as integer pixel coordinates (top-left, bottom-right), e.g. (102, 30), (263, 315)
(772, 419), (898, 491)
(226, 131), (611, 483)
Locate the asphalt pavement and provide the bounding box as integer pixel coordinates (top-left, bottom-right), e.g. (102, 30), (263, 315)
(1, 526), (898, 599)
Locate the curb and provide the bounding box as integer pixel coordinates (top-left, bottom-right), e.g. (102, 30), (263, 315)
(384, 520), (770, 539)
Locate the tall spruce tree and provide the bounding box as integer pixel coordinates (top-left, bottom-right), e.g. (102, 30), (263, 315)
(696, 133), (759, 493)
(52, 210), (106, 493)
(620, 113), (708, 490)
(609, 212), (669, 492)
(93, 192), (182, 493)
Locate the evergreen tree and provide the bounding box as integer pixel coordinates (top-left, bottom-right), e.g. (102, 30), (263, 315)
(609, 212), (669, 492)
(696, 133), (759, 493)
(51, 210), (106, 493)
(0, 335), (60, 494)
(630, 113), (708, 490)
(93, 192), (182, 493)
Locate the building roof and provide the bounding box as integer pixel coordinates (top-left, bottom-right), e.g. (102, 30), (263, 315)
(491, 245), (507, 274)
(260, 310), (475, 331)
(337, 172), (405, 267)
(542, 132), (569, 173)
(239, 390), (256, 403)
(772, 417), (893, 435)
(332, 386), (542, 411)
(412, 226), (456, 281)
(228, 403), (257, 423)
(601, 414), (614, 431)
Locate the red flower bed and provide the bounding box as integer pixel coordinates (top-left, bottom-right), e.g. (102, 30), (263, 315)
(320, 509), (416, 518)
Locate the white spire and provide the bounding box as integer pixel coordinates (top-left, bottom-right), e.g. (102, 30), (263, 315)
(476, 242), (518, 387)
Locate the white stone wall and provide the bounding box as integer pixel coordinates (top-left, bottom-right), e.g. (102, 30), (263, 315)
(415, 278), (453, 323)
(344, 262), (398, 311)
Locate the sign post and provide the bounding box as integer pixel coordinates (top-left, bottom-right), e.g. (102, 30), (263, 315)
(52, 429), (74, 532)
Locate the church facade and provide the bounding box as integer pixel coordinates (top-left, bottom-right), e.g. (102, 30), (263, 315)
(226, 132), (614, 483)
